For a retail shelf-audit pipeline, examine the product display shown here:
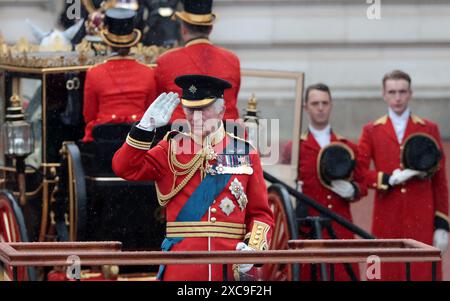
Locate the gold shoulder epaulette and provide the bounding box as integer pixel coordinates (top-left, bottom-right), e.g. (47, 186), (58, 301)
(411, 114), (426, 125)
(373, 115), (388, 126)
(334, 132), (346, 140)
(300, 132), (308, 141)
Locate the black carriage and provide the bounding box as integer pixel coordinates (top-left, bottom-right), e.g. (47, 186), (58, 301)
(0, 49), (167, 279)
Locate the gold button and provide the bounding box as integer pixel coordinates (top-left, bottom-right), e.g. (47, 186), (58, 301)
(257, 226), (263, 230)
(131, 114), (137, 120)
(256, 230), (262, 235)
(328, 204), (333, 209)
(211, 217), (216, 223)
(112, 114), (117, 119)
(254, 235), (260, 240)
(401, 188), (407, 194)
(327, 195), (332, 200)
(253, 240), (259, 244)
(211, 208), (217, 213)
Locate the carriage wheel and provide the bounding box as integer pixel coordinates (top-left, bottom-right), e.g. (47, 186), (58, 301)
(257, 184), (299, 281)
(58, 142), (87, 241)
(0, 190), (35, 280)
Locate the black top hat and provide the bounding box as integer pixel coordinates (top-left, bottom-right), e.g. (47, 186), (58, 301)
(317, 142), (355, 188)
(175, 0), (216, 26)
(100, 8), (141, 48)
(175, 74), (231, 109)
(401, 133), (441, 174)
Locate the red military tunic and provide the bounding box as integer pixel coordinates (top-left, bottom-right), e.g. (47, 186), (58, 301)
(358, 114), (449, 281)
(155, 38), (241, 123)
(82, 57), (157, 142)
(112, 122), (274, 281)
(296, 131), (367, 281)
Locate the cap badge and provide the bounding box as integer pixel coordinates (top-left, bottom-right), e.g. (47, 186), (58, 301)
(189, 85), (197, 94)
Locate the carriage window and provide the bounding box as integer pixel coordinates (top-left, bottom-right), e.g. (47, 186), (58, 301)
(20, 78), (43, 168)
(237, 70), (304, 187)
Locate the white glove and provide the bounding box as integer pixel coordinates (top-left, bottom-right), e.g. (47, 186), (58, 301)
(433, 229), (449, 254)
(137, 92), (180, 131)
(388, 168), (426, 186)
(330, 180), (355, 199)
(236, 242), (255, 273)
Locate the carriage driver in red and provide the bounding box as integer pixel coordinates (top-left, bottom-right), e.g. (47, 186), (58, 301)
(112, 74), (274, 281)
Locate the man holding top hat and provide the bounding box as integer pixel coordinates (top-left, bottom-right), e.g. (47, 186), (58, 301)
(82, 7), (157, 142)
(154, 0), (241, 125)
(289, 83), (367, 281)
(112, 74), (274, 281)
(358, 70), (449, 280)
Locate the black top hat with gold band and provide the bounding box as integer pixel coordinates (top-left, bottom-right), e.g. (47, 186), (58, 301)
(401, 133), (441, 175)
(100, 8), (142, 48)
(175, 0), (216, 26)
(175, 74), (231, 109)
(317, 142), (355, 189)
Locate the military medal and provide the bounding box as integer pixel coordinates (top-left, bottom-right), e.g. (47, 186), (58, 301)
(237, 194), (248, 211)
(219, 197), (235, 216)
(229, 178), (243, 199)
(229, 178), (248, 211)
(205, 146), (217, 161)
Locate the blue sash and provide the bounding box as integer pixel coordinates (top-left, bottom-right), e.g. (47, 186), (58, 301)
(156, 172), (232, 280)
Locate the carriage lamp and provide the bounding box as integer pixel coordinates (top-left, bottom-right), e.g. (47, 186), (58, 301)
(243, 94), (266, 151)
(2, 94), (34, 205)
(157, 0), (174, 17)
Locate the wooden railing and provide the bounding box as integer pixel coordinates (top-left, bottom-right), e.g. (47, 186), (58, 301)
(0, 239), (441, 281)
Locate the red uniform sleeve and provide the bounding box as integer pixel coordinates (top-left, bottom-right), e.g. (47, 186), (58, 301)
(350, 143), (369, 200)
(112, 127), (170, 182)
(430, 124), (450, 229)
(358, 124), (388, 190)
(83, 69), (99, 124)
(244, 151), (274, 250)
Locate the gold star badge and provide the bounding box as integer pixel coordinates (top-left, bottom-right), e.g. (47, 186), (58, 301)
(189, 85), (197, 94)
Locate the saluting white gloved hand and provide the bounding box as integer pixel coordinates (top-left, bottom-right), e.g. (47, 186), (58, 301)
(388, 168), (426, 186)
(236, 242), (255, 273)
(330, 180), (355, 199)
(433, 229), (449, 254)
(137, 92), (180, 131)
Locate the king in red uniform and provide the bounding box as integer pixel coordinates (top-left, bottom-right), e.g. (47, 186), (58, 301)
(82, 8), (156, 142)
(154, 0), (241, 123)
(112, 75), (273, 281)
(358, 70), (449, 281)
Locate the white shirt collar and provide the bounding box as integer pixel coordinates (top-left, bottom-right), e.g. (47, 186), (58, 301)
(309, 124), (331, 148)
(388, 107), (411, 143)
(388, 107), (411, 124)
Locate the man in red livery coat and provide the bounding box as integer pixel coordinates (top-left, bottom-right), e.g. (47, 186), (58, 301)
(155, 0), (241, 123)
(82, 8), (156, 142)
(112, 74), (273, 281)
(284, 83), (367, 281)
(358, 70), (449, 281)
